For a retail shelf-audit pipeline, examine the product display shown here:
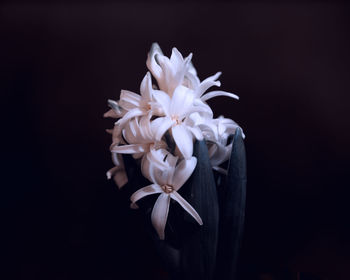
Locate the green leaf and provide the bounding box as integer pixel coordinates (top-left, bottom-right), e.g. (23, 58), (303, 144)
(178, 140), (219, 280)
(215, 128), (247, 279)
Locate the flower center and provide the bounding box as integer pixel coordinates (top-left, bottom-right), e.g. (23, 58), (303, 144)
(161, 184), (174, 194)
(171, 115), (181, 125)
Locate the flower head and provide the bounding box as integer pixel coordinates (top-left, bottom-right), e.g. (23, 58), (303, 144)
(104, 43), (244, 239)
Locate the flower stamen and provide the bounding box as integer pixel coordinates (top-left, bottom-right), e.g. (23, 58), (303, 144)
(171, 115), (181, 125)
(161, 184), (174, 194)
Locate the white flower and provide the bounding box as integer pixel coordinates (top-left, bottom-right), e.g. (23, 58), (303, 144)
(111, 116), (167, 159)
(104, 43), (245, 238)
(198, 115), (244, 174)
(130, 153), (202, 240)
(151, 85), (204, 159)
(112, 72), (162, 143)
(106, 153), (128, 189)
(147, 43), (193, 96)
(103, 99), (125, 119)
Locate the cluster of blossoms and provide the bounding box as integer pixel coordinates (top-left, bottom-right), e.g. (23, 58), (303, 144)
(105, 43), (244, 240)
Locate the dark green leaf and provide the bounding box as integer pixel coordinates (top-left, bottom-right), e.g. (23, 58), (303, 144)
(216, 128), (247, 279)
(178, 140), (219, 280)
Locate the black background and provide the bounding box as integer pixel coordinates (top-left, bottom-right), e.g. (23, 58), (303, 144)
(2, 1), (350, 279)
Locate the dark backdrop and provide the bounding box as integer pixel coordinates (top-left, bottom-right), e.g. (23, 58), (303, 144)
(1, 2), (350, 280)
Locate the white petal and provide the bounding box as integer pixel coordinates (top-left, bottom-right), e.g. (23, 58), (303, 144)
(188, 60), (198, 76)
(111, 143), (149, 154)
(122, 122), (137, 144)
(144, 149), (171, 185)
(186, 102), (213, 118)
(165, 152), (178, 167)
(193, 99), (214, 118)
(171, 156), (197, 191)
(111, 152), (125, 168)
(170, 47), (184, 70)
(139, 72), (152, 101)
(146, 42), (163, 80)
(139, 116), (154, 140)
(201, 90), (239, 102)
(152, 90), (171, 113)
(149, 160), (171, 187)
(147, 148), (169, 166)
(170, 191), (202, 225)
(152, 117), (174, 141)
(103, 109), (120, 119)
(164, 153), (178, 185)
(165, 54), (192, 95)
(141, 153), (152, 182)
(119, 90), (142, 110)
(151, 193), (171, 240)
(156, 55), (174, 93)
(186, 125), (203, 141)
(184, 71), (200, 89)
(112, 124), (123, 145)
(116, 108), (145, 129)
(209, 143), (230, 166)
(172, 124), (193, 159)
(130, 184), (163, 204)
(170, 86), (194, 118)
(195, 72), (222, 98)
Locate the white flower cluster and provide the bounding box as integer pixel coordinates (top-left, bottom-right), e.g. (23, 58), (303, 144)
(105, 43), (244, 240)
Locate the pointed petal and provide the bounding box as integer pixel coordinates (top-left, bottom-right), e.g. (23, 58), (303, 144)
(140, 72), (153, 100)
(151, 193), (171, 240)
(119, 90), (142, 110)
(172, 124), (193, 159)
(188, 60), (198, 76)
(164, 153), (178, 185)
(130, 184), (163, 204)
(170, 47), (184, 70)
(111, 143), (149, 154)
(195, 72), (222, 98)
(170, 191), (203, 225)
(171, 156), (197, 190)
(156, 55), (174, 93)
(103, 109), (120, 119)
(201, 91), (239, 102)
(141, 153), (153, 182)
